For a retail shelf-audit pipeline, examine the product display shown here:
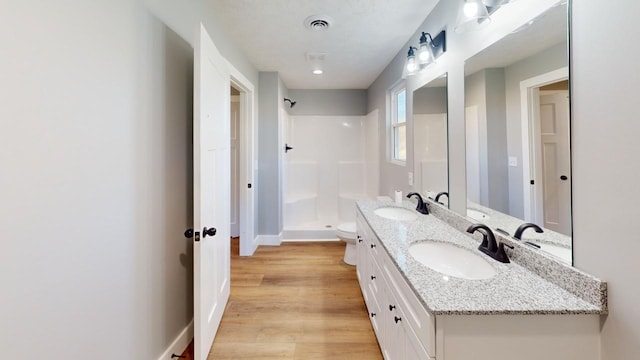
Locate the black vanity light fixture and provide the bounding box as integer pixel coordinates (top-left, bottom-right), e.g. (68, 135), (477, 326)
(404, 30), (446, 77)
(455, 0), (518, 33)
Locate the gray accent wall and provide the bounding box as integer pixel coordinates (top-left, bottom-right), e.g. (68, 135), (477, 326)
(465, 69), (509, 213)
(413, 86), (447, 115)
(287, 89), (368, 116)
(257, 72), (290, 236)
(0, 1), (257, 359)
(258, 72), (282, 236)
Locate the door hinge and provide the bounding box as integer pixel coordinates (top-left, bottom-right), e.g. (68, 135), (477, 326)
(530, 180), (535, 185)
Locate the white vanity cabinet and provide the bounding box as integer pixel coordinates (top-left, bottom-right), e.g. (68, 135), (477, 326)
(355, 211), (601, 360)
(356, 212), (434, 359)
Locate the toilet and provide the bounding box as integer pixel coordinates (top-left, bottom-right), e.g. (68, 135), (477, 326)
(337, 196), (392, 265)
(336, 222), (358, 265)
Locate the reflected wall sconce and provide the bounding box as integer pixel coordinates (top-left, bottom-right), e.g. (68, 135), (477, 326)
(284, 98), (296, 108)
(403, 30), (446, 77)
(455, 0), (517, 33)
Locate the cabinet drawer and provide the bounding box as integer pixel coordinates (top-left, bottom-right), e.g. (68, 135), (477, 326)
(367, 285), (383, 341)
(381, 251), (436, 358)
(369, 254), (383, 297)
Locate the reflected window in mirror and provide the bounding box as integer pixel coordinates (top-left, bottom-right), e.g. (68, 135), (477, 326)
(390, 81), (407, 163)
(463, 2), (572, 264)
(413, 73), (448, 206)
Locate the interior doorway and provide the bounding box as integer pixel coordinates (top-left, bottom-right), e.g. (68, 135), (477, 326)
(228, 64), (257, 256)
(520, 67), (571, 236)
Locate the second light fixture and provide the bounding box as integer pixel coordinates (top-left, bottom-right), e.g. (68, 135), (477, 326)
(404, 30), (446, 77)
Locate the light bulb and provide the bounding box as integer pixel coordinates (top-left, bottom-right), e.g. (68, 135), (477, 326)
(312, 69), (323, 75)
(406, 57), (417, 73)
(418, 45), (431, 63)
(464, 2), (479, 17)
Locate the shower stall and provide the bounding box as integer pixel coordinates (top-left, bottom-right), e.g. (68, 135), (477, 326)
(282, 111), (379, 239)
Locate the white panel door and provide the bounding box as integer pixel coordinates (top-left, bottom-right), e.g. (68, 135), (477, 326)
(539, 92), (571, 235)
(230, 96), (240, 237)
(193, 23), (231, 360)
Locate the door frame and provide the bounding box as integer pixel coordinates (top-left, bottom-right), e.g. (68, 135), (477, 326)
(227, 60), (258, 256)
(520, 67), (568, 223)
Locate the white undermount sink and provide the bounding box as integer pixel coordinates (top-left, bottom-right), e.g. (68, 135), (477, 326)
(374, 207), (419, 221)
(408, 241), (497, 280)
(467, 208), (490, 221)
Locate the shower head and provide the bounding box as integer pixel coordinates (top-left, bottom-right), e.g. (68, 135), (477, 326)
(284, 98), (296, 108)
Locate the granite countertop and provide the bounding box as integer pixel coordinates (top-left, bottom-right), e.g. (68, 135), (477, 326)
(356, 200), (604, 315)
(466, 201), (572, 248)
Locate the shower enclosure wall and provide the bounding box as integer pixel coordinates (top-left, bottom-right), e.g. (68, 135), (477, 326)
(282, 111), (379, 239)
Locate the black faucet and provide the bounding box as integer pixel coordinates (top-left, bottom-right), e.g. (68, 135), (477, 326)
(406, 192), (429, 215)
(467, 224), (513, 263)
(434, 191), (448, 204)
(513, 223), (544, 240)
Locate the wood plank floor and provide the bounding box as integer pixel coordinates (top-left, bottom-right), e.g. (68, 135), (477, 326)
(183, 238), (382, 360)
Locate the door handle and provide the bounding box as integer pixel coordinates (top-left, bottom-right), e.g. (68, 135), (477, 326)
(560, 175), (568, 181)
(185, 228), (200, 242)
(203, 227), (217, 238)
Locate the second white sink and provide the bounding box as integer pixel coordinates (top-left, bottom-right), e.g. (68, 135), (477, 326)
(374, 207), (419, 221)
(408, 241), (497, 280)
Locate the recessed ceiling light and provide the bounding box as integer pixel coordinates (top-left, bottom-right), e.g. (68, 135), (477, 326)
(312, 69), (324, 75)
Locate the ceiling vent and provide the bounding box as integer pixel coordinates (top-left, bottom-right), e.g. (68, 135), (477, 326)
(304, 15), (333, 31)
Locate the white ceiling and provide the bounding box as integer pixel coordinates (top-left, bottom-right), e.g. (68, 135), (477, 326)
(208, 0), (440, 89)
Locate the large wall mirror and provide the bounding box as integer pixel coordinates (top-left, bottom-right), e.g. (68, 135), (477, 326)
(464, 2), (572, 264)
(413, 73), (448, 205)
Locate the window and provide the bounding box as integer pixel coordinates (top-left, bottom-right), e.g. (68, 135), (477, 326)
(390, 83), (407, 163)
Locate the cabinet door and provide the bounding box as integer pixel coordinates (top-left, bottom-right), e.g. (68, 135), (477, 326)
(404, 323), (431, 360)
(355, 214), (368, 286)
(385, 289), (405, 359)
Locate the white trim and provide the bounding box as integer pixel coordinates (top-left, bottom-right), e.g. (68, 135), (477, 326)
(157, 319), (193, 360)
(520, 67), (568, 222)
(226, 59), (257, 257)
(257, 233), (283, 246)
(388, 81), (407, 165)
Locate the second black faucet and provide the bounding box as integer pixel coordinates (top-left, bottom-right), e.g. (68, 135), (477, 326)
(407, 192), (429, 215)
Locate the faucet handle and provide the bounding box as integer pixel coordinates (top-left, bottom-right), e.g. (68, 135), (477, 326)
(495, 242), (514, 263)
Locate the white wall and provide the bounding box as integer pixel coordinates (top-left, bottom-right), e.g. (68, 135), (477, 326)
(572, 0), (640, 358)
(367, 0), (640, 357)
(284, 115), (367, 226)
(0, 0), (257, 358)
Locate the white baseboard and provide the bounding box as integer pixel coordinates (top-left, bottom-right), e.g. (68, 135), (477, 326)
(257, 232), (282, 246)
(282, 238), (340, 242)
(157, 319), (193, 360)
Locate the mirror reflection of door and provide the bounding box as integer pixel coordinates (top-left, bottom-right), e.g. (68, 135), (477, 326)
(534, 81), (571, 235)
